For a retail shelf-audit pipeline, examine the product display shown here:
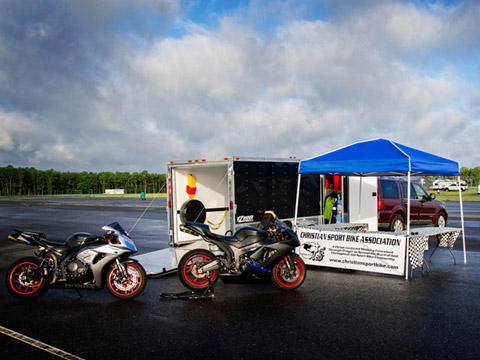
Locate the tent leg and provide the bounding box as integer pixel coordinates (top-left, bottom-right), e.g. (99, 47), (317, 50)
(405, 172), (411, 280)
(458, 176), (466, 264)
(357, 177), (362, 222)
(294, 173), (301, 231)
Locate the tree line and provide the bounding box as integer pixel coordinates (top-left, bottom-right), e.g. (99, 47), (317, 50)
(459, 166), (480, 186)
(1, 164), (479, 197)
(0, 166), (166, 196)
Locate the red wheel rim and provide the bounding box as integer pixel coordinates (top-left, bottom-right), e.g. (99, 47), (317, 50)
(9, 261), (44, 295)
(275, 257), (304, 288)
(183, 254), (216, 287)
(108, 263), (143, 296)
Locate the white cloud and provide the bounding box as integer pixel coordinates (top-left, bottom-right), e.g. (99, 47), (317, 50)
(29, 143), (78, 165)
(0, 0), (479, 171)
(0, 111), (42, 152)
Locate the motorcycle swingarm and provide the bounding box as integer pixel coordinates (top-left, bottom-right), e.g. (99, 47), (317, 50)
(197, 258), (222, 273)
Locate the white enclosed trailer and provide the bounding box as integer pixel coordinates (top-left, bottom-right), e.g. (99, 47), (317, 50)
(137, 157), (323, 276)
(166, 156), (322, 246)
(136, 157), (379, 276)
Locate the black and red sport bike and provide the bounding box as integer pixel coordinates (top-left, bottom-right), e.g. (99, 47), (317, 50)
(6, 222), (146, 301)
(178, 213), (306, 292)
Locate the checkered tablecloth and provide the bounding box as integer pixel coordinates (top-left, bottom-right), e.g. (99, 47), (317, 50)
(406, 227), (461, 269)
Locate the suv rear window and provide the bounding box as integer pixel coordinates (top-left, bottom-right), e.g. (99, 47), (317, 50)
(380, 180), (399, 199)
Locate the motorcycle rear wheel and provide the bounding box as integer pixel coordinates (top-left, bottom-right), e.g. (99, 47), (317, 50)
(178, 249), (219, 291)
(6, 257), (49, 300)
(106, 261), (147, 300)
(271, 254), (306, 291)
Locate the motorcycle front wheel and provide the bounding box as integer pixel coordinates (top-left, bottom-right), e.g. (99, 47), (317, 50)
(106, 261), (147, 300)
(178, 249), (219, 291)
(6, 257), (49, 300)
(271, 254), (306, 291)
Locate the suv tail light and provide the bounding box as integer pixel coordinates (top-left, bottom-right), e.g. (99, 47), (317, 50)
(378, 200), (385, 210)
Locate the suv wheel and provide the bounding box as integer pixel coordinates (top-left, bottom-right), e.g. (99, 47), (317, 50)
(390, 215), (404, 232)
(436, 213), (447, 227)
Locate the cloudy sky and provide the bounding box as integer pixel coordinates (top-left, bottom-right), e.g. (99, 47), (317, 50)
(0, 0), (479, 173)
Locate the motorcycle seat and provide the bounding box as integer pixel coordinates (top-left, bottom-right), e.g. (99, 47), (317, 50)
(42, 238), (68, 246)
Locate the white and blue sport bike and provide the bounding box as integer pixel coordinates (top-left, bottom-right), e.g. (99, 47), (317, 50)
(6, 222), (147, 300)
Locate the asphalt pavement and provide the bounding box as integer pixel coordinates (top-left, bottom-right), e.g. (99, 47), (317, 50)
(1, 197), (480, 360)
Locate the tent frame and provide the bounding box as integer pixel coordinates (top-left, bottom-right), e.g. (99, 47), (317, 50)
(293, 139), (466, 279)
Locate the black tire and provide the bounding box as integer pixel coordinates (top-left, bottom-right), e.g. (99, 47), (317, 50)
(178, 249), (219, 291)
(271, 254), (306, 291)
(106, 261), (147, 300)
(180, 200), (206, 223)
(6, 257), (49, 300)
(390, 214), (405, 232)
(436, 212), (447, 228)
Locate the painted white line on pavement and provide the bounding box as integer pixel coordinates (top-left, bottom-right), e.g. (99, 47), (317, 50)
(0, 325), (84, 360)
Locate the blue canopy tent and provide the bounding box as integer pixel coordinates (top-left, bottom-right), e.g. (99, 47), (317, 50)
(298, 138), (460, 176)
(294, 138), (466, 277)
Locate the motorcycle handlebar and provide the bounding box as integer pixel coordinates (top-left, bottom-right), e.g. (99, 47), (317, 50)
(101, 232), (119, 244)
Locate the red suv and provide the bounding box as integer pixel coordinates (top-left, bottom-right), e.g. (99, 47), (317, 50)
(377, 178), (448, 232)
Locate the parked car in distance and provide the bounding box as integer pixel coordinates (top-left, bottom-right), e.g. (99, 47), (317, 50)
(444, 182), (468, 191)
(432, 179), (452, 190)
(432, 179), (467, 191)
(378, 178), (448, 232)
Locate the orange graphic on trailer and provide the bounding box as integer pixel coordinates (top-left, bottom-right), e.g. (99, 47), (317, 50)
(186, 174), (197, 200)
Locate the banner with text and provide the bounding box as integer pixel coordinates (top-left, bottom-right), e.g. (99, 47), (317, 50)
(298, 228), (406, 276)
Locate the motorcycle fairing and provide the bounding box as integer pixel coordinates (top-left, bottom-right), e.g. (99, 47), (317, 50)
(231, 227), (268, 249)
(65, 232), (98, 249)
(182, 221), (268, 248)
(182, 220), (297, 277)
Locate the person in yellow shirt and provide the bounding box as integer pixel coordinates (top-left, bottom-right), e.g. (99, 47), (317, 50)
(324, 184), (338, 224)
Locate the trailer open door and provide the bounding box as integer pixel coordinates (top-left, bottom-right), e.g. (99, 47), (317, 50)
(169, 162), (231, 245)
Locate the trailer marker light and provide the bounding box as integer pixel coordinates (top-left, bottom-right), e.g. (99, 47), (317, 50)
(230, 201), (233, 210)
